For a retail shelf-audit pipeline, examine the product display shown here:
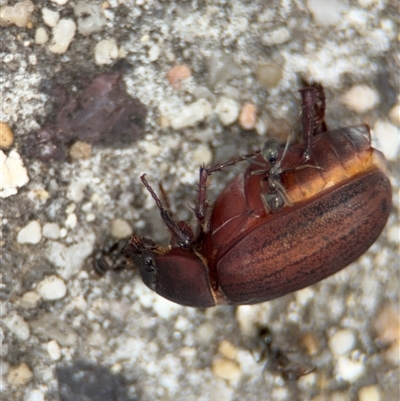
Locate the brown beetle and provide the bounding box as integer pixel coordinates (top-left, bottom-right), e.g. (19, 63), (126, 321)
(121, 84), (392, 307)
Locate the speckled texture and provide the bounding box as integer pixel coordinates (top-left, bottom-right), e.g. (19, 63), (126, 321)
(1, 1), (399, 401)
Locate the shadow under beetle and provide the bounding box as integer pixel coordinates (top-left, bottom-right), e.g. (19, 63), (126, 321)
(107, 84), (392, 307)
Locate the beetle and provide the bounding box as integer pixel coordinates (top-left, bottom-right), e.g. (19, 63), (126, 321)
(119, 84), (392, 307)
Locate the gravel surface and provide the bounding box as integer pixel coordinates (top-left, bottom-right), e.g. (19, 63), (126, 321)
(1, 1), (399, 401)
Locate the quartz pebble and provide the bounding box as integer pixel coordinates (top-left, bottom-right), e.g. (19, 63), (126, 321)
(0, 121), (13, 149)
(388, 104), (400, 126)
(0, 150), (30, 198)
(35, 27), (49, 44)
(262, 27), (291, 46)
(73, 1), (106, 36)
(166, 99), (212, 130)
(358, 385), (381, 401)
(47, 340), (61, 360)
(373, 120), (399, 161)
(42, 222), (61, 240)
(328, 329), (356, 356)
(37, 275), (67, 300)
(191, 144), (213, 166)
(148, 44), (160, 61)
(306, 0), (349, 26)
(215, 97), (240, 126)
(67, 181), (86, 203)
(167, 65), (191, 90)
(69, 141), (92, 159)
(335, 356), (365, 382)
(25, 389), (45, 401)
(256, 63), (283, 89)
(49, 19), (76, 54)
(110, 218), (133, 239)
(42, 7), (59, 28)
(212, 358), (241, 382)
(340, 85), (379, 113)
(94, 39), (118, 65)
(50, 0), (69, 5)
(17, 221), (42, 244)
(239, 102), (257, 130)
(0, 0), (34, 27)
(3, 314), (30, 341)
(20, 291), (41, 309)
(7, 363), (33, 386)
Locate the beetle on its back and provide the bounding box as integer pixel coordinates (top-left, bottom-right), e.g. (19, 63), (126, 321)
(118, 84), (392, 307)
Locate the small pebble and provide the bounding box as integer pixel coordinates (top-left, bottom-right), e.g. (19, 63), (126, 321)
(49, 19), (76, 54)
(67, 181), (86, 203)
(215, 97), (240, 126)
(64, 213), (77, 229)
(195, 322), (216, 345)
(167, 65), (191, 90)
(148, 44), (160, 61)
(94, 39), (118, 65)
(340, 84), (379, 113)
(218, 340), (238, 360)
(0, 121), (13, 149)
(212, 358), (241, 382)
(335, 356), (365, 382)
(388, 104), (400, 126)
(0, 150), (30, 198)
(73, 1), (106, 36)
(46, 340), (61, 360)
(25, 389), (45, 401)
(0, 0), (34, 27)
(35, 27), (49, 44)
(37, 275), (67, 300)
(357, 0), (378, 7)
(373, 120), (399, 161)
(191, 144), (213, 166)
(42, 222), (61, 240)
(329, 329), (356, 356)
(17, 221), (42, 244)
(3, 314), (30, 340)
(358, 385), (381, 401)
(50, 0), (69, 5)
(239, 102), (257, 130)
(262, 27), (291, 46)
(256, 63), (283, 89)
(7, 363), (33, 386)
(20, 291), (41, 309)
(110, 218), (133, 239)
(301, 332), (320, 355)
(69, 141), (92, 159)
(169, 99), (212, 130)
(42, 7), (59, 28)
(306, 0), (349, 26)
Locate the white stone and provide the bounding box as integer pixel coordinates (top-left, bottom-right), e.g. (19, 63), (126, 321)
(373, 120), (399, 161)
(340, 85), (379, 113)
(17, 221), (42, 244)
(49, 19), (76, 54)
(42, 7), (59, 28)
(357, 0), (378, 7)
(191, 144), (213, 166)
(42, 222), (61, 239)
(335, 356), (365, 382)
(388, 104), (400, 126)
(46, 234), (95, 279)
(3, 314), (30, 341)
(306, 0), (349, 26)
(20, 291), (41, 309)
(329, 330), (356, 355)
(73, 1), (106, 36)
(25, 389), (45, 401)
(262, 27), (291, 46)
(35, 27), (49, 44)
(94, 39), (118, 65)
(110, 218), (133, 239)
(65, 213), (77, 229)
(168, 99), (213, 130)
(0, 150), (29, 198)
(148, 44), (160, 61)
(37, 275), (67, 300)
(215, 97), (240, 126)
(50, 0), (68, 5)
(0, 0), (34, 28)
(46, 340), (61, 360)
(358, 385), (381, 401)
(294, 287), (314, 305)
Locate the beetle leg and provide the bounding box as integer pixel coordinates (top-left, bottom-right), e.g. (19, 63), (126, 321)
(141, 175), (193, 248)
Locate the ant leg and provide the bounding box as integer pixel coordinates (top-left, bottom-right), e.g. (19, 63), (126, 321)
(141, 175), (193, 248)
(194, 150), (261, 225)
